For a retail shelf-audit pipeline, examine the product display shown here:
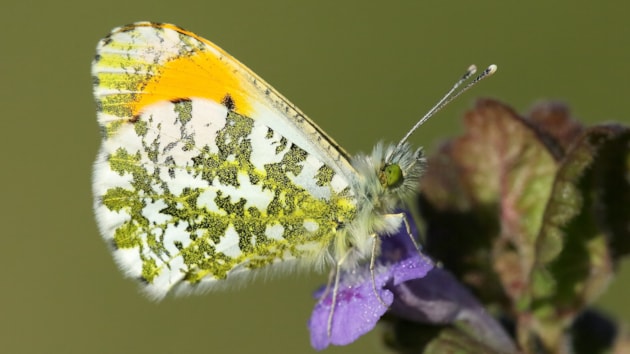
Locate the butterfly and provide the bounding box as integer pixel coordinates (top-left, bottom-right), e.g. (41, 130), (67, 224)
(92, 22), (495, 302)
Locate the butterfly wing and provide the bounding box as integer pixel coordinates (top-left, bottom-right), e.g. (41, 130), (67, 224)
(92, 22), (357, 299)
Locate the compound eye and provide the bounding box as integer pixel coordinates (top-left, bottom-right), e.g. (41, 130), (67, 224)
(379, 163), (403, 188)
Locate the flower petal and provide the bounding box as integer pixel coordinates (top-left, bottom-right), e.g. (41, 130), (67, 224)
(309, 271), (393, 350)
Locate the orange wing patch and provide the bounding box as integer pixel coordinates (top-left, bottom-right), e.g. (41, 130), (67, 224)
(134, 50), (253, 118)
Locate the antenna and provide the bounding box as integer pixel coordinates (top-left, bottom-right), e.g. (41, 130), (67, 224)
(396, 64), (497, 149)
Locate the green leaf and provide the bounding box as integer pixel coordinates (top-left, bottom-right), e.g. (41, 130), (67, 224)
(420, 99), (557, 306)
(530, 124), (630, 350)
(419, 99), (630, 353)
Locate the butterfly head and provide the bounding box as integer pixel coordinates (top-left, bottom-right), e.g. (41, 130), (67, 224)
(382, 142), (426, 200)
(351, 142), (426, 214)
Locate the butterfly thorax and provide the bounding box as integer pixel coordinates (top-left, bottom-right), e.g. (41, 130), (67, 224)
(332, 142), (426, 268)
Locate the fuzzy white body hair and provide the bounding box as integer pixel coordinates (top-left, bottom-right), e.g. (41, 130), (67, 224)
(331, 141), (426, 269)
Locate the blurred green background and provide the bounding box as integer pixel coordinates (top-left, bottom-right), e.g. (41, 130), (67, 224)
(2, 1), (629, 353)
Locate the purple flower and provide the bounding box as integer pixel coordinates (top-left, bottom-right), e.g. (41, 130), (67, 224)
(307, 215), (516, 352)
(308, 217), (434, 350)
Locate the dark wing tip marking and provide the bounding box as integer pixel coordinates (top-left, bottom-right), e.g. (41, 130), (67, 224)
(101, 36), (113, 47)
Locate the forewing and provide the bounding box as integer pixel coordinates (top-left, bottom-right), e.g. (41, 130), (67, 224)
(92, 22), (357, 299)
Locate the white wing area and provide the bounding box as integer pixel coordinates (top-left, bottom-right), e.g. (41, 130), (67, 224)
(244, 89), (359, 186)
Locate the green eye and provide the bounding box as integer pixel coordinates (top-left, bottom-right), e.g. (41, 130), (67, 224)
(379, 164), (403, 188)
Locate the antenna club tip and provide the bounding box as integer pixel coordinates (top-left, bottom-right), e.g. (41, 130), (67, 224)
(396, 62), (498, 146)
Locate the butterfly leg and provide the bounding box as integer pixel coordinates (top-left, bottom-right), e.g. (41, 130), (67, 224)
(369, 234), (389, 308)
(327, 249), (351, 337)
(392, 212), (433, 264)
(317, 268), (336, 307)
